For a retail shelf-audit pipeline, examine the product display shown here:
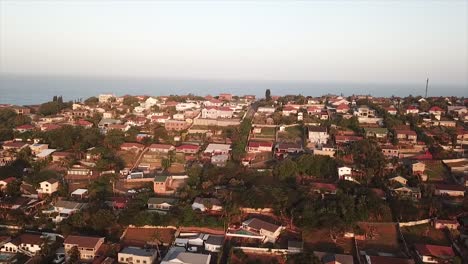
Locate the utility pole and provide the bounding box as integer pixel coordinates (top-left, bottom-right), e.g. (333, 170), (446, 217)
(425, 78), (429, 98)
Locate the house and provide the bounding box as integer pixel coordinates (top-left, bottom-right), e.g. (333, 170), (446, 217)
(242, 218), (283, 243)
(175, 144), (200, 154)
(308, 126), (329, 145)
(395, 130), (417, 143)
(311, 182), (338, 195)
(336, 103), (350, 114)
(434, 184), (465, 197)
(2, 141), (29, 151)
(414, 244), (454, 263)
(0, 177), (16, 190)
(211, 154), (229, 167)
(153, 175), (188, 195)
(120, 142), (145, 152)
(15, 124), (35, 133)
(389, 176), (408, 186)
(442, 159), (468, 175)
(42, 200), (84, 223)
(148, 197), (177, 211)
(192, 197), (223, 212)
(51, 151), (72, 162)
(313, 252), (354, 264)
(448, 105), (467, 116)
(247, 141), (273, 153)
(203, 99), (223, 107)
(354, 105), (376, 117)
(219, 93), (233, 101)
(64, 235), (105, 260)
(381, 145), (399, 158)
(0, 233), (44, 256)
(392, 186), (421, 200)
(307, 106), (322, 115)
(148, 144), (175, 153)
(203, 144), (231, 156)
(75, 119), (93, 128)
(98, 94), (115, 103)
(406, 106), (419, 115)
(257, 107), (276, 115)
(201, 106), (234, 119)
(411, 161), (426, 174)
(364, 127), (388, 139)
(37, 179), (59, 195)
(173, 113), (185, 120)
(282, 106), (297, 116)
(365, 256), (414, 264)
(204, 235), (224, 252)
(386, 106), (398, 115)
(118, 247), (157, 264)
(274, 143), (303, 156)
(338, 166), (352, 179)
(165, 120), (189, 131)
(335, 135), (363, 144)
(429, 106), (444, 116)
(71, 188), (88, 199)
(161, 247), (211, 264)
(433, 219), (459, 230)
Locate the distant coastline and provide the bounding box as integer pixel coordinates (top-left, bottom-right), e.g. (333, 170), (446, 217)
(1, 74), (466, 105)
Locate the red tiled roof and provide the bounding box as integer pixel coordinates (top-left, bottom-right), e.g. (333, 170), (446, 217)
(16, 124), (35, 130)
(414, 244), (454, 257)
(149, 144), (173, 150)
(434, 183), (465, 192)
(64, 235), (104, 248)
(2, 141), (28, 148)
(121, 142), (145, 149)
(75, 120), (93, 126)
(176, 144), (200, 150)
(429, 106), (444, 112)
(248, 141), (273, 148)
(311, 182), (337, 191)
(1, 177), (16, 184)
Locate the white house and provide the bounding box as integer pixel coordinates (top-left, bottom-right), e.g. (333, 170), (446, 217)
(98, 94), (115, 103)
(0, 233), (44, 256)
(338, 166), (356, 182)
(204, 235), (224, 252)
(118, 247), (157, 264)
(42, 200), (84, 223)
(414, 244), (454, 263)
(308, 126), (329, 145)
(201, 107), (233, 119)
(37, 179), (59, 195)
(192, 197), (223, 212)
(242, 218), (284, 243)
(161, 247), (211, 264)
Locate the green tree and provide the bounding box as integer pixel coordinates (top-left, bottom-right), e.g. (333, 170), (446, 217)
(265, 89), (272, 101)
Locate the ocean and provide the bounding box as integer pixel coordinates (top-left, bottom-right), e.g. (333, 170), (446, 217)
(0, 74), (466, 105)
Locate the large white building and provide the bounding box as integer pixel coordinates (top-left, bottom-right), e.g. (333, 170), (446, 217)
(308, 126), (329, 145)
(118, 247), (157, 264)
(201, 107), (234, 119)
(98, 94), (115, 103)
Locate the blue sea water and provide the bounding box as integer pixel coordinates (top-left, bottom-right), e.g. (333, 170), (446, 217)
(0, 74), (466, 105)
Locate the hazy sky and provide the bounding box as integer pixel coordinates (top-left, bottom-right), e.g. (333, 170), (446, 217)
(1, 1), (467, 86)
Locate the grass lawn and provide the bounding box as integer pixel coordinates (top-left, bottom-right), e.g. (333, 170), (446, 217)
(302, 228), (354, 254)
(278, 126), (304, 142)
(118, 150), (139, 167)
(401, 223), (450, 246)
(425, 161), (449, 182)
(356, 222), (402, 255)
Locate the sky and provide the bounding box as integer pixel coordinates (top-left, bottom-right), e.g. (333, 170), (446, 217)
(0, 1), (467, 86)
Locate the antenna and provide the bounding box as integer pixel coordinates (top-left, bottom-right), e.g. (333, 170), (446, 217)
(425, 78), (429, 98)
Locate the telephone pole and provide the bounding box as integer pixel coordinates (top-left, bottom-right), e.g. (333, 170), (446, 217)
(425, 78), (429, 98)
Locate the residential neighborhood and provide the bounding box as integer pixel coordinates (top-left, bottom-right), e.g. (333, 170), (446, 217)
(0, 92), (467, 264)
